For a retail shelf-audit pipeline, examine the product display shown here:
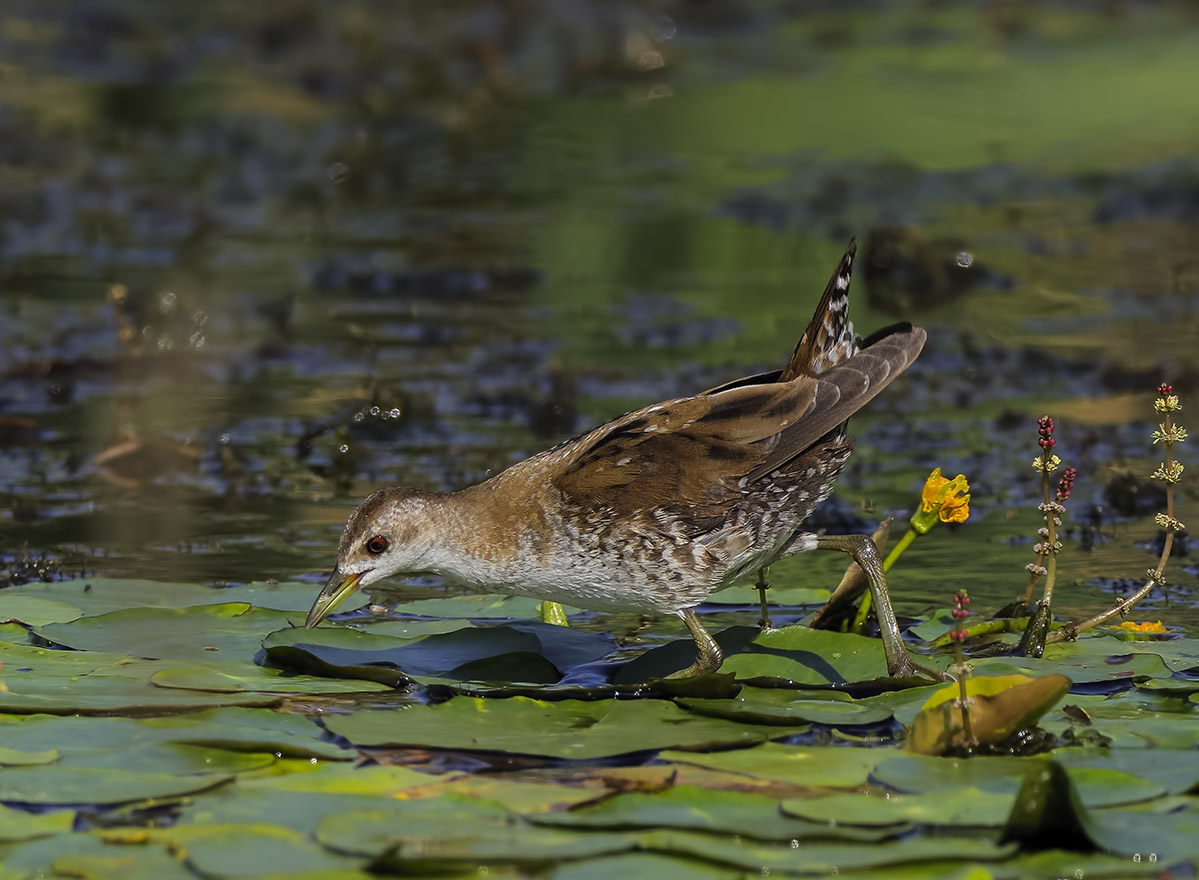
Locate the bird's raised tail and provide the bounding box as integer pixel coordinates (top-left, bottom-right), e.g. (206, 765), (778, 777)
(779, 240), (859, 382)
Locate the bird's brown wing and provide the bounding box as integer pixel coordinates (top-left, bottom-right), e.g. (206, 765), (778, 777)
(552, 323), (925, 509)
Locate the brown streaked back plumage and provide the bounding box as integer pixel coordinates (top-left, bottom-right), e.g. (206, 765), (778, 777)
(549, 241), (925, 511)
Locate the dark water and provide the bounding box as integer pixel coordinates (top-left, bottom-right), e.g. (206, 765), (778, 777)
(1, 1), (1197, 629)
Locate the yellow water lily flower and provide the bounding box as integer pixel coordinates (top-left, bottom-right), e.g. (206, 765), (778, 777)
(910, 468), (971, 534)
(1116, 620), (1167, 633)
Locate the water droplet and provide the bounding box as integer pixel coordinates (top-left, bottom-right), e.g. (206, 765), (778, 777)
(160, 291), (177, 314)
(338, 444), (349, 454)
(956, 251), (974, 268)
(328, 162), (348, 183)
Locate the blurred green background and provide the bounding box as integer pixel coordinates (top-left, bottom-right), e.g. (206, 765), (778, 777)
(0, 0), (1196, 625)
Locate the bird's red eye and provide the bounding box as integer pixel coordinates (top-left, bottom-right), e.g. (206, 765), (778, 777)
(366, 535), (389, 555)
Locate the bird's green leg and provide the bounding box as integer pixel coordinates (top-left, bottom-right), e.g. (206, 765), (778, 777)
(756, 567), (773, 629)
(813, 534), (943, 681)
(667, 607), (724, 678)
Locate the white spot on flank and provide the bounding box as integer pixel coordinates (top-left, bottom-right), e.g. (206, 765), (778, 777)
(835, 275), (849, 290)
(616, 457), (631, 466)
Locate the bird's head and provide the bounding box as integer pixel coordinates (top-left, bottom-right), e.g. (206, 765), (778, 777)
(304, 487), (438, 628)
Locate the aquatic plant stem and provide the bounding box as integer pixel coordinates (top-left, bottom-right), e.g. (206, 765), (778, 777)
(1046, 386), (1184, 643)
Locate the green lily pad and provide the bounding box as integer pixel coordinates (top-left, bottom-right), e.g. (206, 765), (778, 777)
(0, 595), (82, 627)
(322, 696), (808, 760)
(531, 785), (901, 842)
(148, 658), (397, 695)
(0, 804), (74, 842)
(0, 643), (282, 714)
(641, 828), (1015, 873)
(265, 622), (614, 684)
(677, 688), (893, 726)
(238, 761), (448, 795)
(782, 787), (1018, 827)
(0, 708), (351, 765)
(873, 755), (1166, 807)
(405, 776), (599, 813)
(1050, 747), (1199, 795)
(169, 824), (356, 878)
(659, 743), (881, 789)
(316, 797), (634, 868)
(37, 603), (297, 661)
(550, 852), (741, 880)
(2, 579), (315, 616)
(0, 833), (194, 880)
(1041, 691), (1199, 748)
(0, 766), (233, 805)
(721, 626), (900, 683)
(0, 746), (58, 766)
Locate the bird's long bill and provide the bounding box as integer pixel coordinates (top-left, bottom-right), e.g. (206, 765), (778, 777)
(305, 569), (364, 629)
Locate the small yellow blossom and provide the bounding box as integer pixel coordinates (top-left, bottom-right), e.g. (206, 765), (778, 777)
(1154, 395), (1181, 413)
(910, 468), (971, 534)
(1116, 620), (1167, 633)
(1152, 461), (1185, 484)
(1152, 423), (1188, 445)
(1154, 512), (1186, 532)
(1032, 454), (1062, 473)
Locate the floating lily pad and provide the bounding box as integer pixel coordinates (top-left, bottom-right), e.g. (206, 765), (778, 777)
(659, 743), (881, 789)
(406, 777), (599, 813)
(149, 658), (397, 696)
(532, 785), (900, 842)
(237, 762), (449, 795)
(323, 696), (808, 760)
(0, 804), (73, 842)
(873, 755), (1166, 808)
(0, 643), (282, 714)
(677, 688), (894, 726)
(0, 708), (351, 765)
(0, 595), (82, 627)
(722, 626), (899, 683)
(168, 824), (357, 878)
(1, 579), (315, 616)
(316, 797), (634, 868)
(640, 828), (1016, 873)
(782, 787), (1018, 828)
(1050, 747), (1199, 795)
(265, 622), (615, 684)
(0, 766), (233, 805)
(0, 833), (193, 880)
(0, 746), (58, 766)
(36, 603), (297, 661)
(550, 852), (741, 880)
